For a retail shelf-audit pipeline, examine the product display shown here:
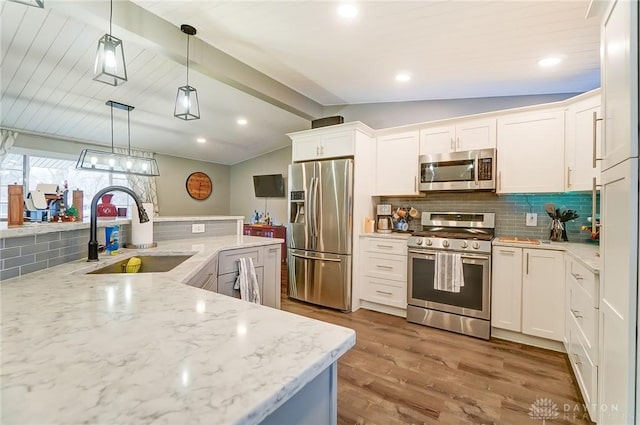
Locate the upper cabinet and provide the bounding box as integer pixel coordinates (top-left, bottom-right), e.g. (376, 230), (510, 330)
(419, 118), (496, 155)
(375, 131), (420, 196)
(600, 0), (639, 170)
(289, 122), (375, 162)
(565, 93), (602, 191)
(497, 110), (565, 193)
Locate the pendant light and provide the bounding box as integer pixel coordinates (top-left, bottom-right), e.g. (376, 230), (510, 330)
(174, 24), (200, 120)
(7, 0), (44, 8)
(76, 101), (159, 176)
(93, 0), (127, 86)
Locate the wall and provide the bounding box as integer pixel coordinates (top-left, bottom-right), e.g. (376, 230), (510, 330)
(12, 133), (231, 216)
(229, 147), (291, 225)
(381, 192), (598, 244)
(323, 93), (581, 130)
(155, 154), (230, 216)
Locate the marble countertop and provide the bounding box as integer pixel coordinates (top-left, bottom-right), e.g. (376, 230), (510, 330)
(1, 235), (355, 425)
(492, 239), (600, 273)
(0, 216), (244, 239)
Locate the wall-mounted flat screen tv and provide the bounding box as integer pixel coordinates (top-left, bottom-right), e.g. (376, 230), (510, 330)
(253, 174), (285, 198)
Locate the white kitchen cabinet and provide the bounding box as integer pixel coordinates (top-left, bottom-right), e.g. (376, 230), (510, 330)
(598, 1), (639, 423)
(491, 246), (564, 341)
(496, 110), (565, 193)
(522, 249), (565, 341)
(419, 118), (496, 155)
(359, 236), (408, 315)
(564, 254), (600, 422)
(600, 0), (638, 171)
(374, 131), (419, 196)
(491, 246), (523, 332)
(599, 159), (638, 425)
(565, 92), (602, 191)
(289, 122), (375, 162)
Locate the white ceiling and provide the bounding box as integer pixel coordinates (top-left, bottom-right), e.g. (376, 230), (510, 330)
(1, 0), (601, 165)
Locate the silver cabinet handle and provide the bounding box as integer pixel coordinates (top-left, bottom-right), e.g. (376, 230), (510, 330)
(474, 155), (479, 186)
(375, 290), (393, 296)
(500, 249), (516, 255)
(414, 176), (417, 192)
(592, 111), (603, 168)
(571, 272), (583, 280)
(591, 177), (601, 234)
(567, 167), (572, 188)
(376, 244), (394, 249)
(316, 145), (320, 156)
(376, 264), (393, 269)
(571, 308), (583, 318)
(573, 353), (582, 365)
(525, 252), (529, 275)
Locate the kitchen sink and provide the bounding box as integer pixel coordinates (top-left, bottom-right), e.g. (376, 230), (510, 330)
(87, 255), (194, 274)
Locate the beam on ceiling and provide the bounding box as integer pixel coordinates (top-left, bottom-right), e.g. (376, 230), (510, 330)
(48, 0), (323, 121)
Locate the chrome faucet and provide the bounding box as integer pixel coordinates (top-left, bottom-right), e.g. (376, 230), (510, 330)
(88, 186), (149, 261)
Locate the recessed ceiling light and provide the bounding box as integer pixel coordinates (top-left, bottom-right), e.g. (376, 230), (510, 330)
(196, 138), (206, 143)
(538, 56), (563, 67)
(337, 4), (358, 18)
(237, 118), (248, 126)
(395, 72), (411, 82)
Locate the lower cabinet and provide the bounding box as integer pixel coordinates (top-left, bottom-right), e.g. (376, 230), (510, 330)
(186, 244), (281, 309)
(491, 246), (564, 341)
(564, 254), (600, 422)
(359, 236), (408, 316)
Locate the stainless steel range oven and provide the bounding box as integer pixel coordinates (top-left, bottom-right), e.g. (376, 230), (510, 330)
(406, 212), (495, 339)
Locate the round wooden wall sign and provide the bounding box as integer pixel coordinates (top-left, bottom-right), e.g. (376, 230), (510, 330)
(186, 171), (212, 200)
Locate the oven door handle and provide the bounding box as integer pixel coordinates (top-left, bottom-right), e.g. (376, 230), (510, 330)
(408, 249), (490, 261)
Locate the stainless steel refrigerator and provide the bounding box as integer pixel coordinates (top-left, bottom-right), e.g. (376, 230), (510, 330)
(287, 158), (353, 311)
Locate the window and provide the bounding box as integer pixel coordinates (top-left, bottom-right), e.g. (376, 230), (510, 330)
(0, 153), (131, 220)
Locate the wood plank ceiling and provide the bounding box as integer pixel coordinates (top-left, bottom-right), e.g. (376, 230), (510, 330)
(1, 1), (601, 165)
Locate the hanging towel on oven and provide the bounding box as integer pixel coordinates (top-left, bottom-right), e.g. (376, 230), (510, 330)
(234, 258), (261, 304)
(433, 251), (465, 293)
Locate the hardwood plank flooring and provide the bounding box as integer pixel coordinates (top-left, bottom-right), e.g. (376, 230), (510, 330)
(280, 265), (594, 425)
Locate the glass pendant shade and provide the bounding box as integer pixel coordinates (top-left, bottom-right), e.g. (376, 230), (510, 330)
(93, 34), (127, 86)
(76, 149), (159, 176)
(8, 0), (44, 8)
(174, 85), (200, 120)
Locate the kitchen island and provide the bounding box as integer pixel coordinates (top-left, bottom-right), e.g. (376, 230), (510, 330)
(1, 235), (355, 425)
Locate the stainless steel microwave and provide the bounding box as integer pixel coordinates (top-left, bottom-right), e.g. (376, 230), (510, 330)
(419, 148), (496, 192)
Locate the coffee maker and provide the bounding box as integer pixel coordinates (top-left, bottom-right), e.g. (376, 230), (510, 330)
(376, 204), (393, 234)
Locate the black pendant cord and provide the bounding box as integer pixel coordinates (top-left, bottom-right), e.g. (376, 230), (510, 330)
(110, 103), (114, 153)
(186, 34), (190, 87)
(127, 108), (131, 155)
(109, 0), (113, 36)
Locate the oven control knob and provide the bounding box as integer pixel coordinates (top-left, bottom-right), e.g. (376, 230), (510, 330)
(460, 241), (468, 249)
(416, 238), (423, 246)
(425, 239), (433, 246)
(472, 241), (480, 249)
(442, 240), (450, 248)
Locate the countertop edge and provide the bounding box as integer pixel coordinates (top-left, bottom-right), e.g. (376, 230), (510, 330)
(492, 240), (600, 273)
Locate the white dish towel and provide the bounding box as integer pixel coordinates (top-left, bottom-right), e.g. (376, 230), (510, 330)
(433, 252), (465, 293)
(234, 258), (261, 304)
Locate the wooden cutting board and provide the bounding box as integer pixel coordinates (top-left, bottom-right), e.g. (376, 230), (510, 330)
(496, 236), (541, 245)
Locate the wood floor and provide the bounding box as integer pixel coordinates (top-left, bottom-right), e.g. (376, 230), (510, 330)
(280, 266), (594, 425)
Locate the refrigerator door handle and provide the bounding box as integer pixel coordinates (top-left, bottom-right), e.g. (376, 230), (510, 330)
(312, 176), (320, 238)
(291, 253), (341, 262)
(307, 177), (316, 238)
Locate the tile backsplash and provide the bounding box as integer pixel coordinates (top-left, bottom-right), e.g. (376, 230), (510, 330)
(382, 192), (599, 244)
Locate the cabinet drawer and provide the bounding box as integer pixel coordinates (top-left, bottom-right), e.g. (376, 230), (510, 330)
(568, 318), (598, 418)
(568, 279), (598, 362)
(218, 247), (263, 274)
(363, 237), (407, 255)
(361, 277), (407, 309)
(217, 267), (264, 301)
(363, 252), (407, 281)
(567, 257), (598, 304)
